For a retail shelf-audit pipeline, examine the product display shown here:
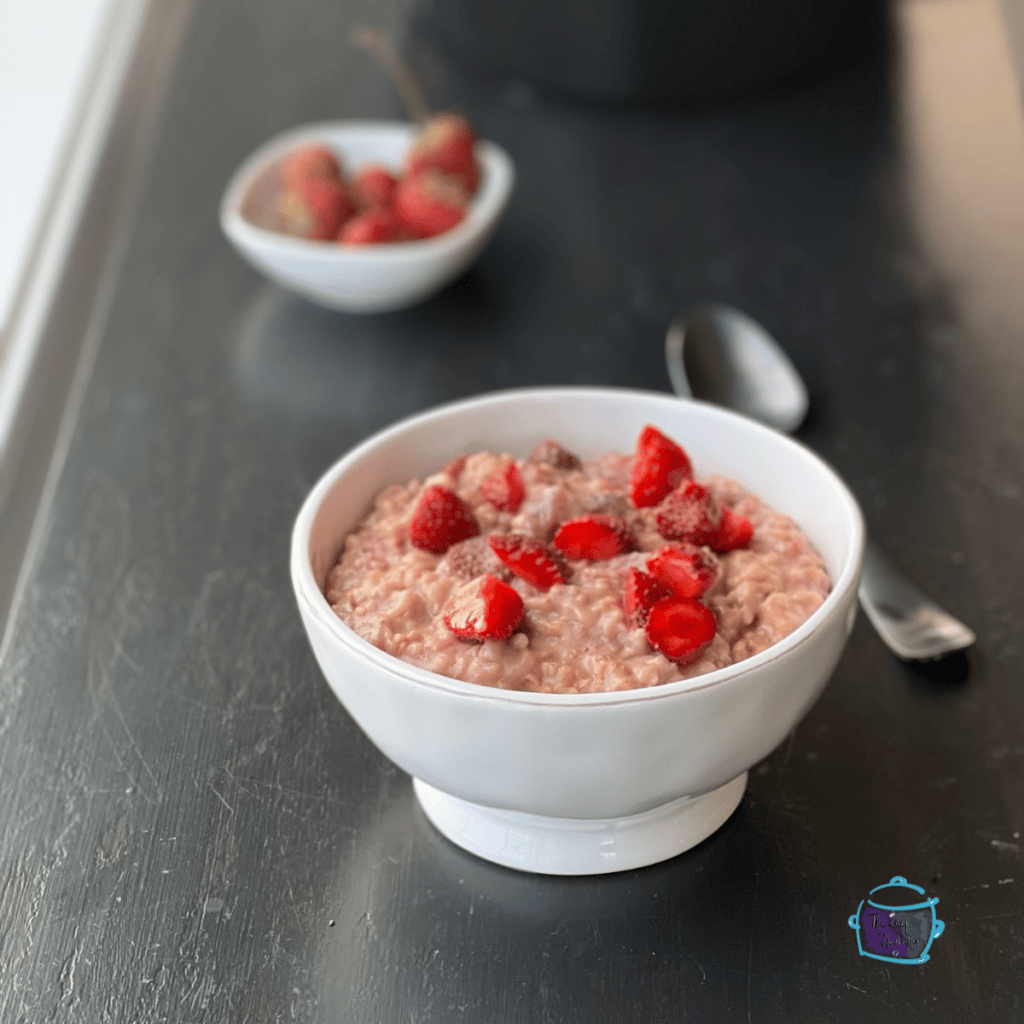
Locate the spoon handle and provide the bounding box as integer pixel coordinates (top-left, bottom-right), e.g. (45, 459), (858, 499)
(857, 540), (976, 660)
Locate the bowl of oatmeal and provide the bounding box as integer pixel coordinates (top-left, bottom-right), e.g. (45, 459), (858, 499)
(290, 387), (865, 874)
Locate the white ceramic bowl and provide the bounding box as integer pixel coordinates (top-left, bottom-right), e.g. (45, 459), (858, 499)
(219, 120), (515, 313)
(290, 387), (865, 874)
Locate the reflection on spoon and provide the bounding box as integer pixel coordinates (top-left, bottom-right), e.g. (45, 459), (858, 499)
(665, 304), (976, 661)
(666, 305), (808, 434)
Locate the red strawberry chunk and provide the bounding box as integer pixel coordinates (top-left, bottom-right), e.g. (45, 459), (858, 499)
(623, 567), (672, 629)
(488, 533), (570, 590)
(646, 543), (719, 599)
(712, 506), (754, 552)
(655, 480), (722, 546)
(409, 485), (480, 553)
(645, 597), (717, 664)
(553, 514), (632, 561)
(628, 425), (693, 507)
(443, 573), (524, 641)
(439, 536), (512, 581)
(480, 463), (526, 513)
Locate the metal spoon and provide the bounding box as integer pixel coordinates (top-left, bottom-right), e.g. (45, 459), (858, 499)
(665, 304), (976, 661)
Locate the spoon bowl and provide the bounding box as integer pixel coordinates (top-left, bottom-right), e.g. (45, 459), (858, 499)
(666, 305), (809, 433)
(665, 305), (976, 661)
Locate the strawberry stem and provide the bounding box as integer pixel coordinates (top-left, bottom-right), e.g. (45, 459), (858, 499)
(349, 26), (431, 126)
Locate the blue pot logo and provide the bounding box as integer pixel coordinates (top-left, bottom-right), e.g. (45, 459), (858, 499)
(849, 876), (945, 964)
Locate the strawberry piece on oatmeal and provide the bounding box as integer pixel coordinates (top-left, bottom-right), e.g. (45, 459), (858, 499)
(409, 485), (480, 553)
(647, 543), (719, 599)
(488, 533), (571, 590)
(655, 480), (722, 546)
(553, 513), (633, 561)
(628, 425), (693, 508)
(645, 596), (717, 664)
(443, 574), (524, 640)
(623, 567), (672, 629)
(480, 462), (527, 513)
(439, 536), (512, 581)
(712, 506), (755, 552)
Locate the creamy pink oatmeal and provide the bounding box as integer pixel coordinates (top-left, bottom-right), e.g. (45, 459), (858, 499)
(325, 435), (831, 694)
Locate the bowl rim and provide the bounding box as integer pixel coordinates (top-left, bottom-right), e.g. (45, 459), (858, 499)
(219, 118), (515, 262)
(290, 385), (865, 708)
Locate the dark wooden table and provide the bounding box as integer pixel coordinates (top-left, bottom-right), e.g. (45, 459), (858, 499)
(3, 0), (1023, 1020)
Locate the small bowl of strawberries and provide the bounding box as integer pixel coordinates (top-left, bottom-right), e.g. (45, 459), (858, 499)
(219, 113), (515, 313)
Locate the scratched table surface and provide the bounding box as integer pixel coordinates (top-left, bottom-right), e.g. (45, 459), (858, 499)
(2, 0), (1024, 1020)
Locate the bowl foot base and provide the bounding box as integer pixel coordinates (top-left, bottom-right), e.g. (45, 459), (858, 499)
(413, 773), (747, 875)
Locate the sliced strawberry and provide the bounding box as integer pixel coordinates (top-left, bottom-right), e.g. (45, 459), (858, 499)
(352, 164), (398, 208)
(488, 533), (571, 590)
(409, 485), (479, 554)
(628, 426), (693, 508)
(480, 463), (526, 513)
(712, 506), (754, 552)
(647, 543), (719, 598)
(654, 481), (722, 546)
(645, 597), (717, 664)
(553, 514), (632, 561)
(394, 169), (469, 239)
(443, 574), (524, 641)
(623, 567), (672, 628)
(527, 439), (582, 471)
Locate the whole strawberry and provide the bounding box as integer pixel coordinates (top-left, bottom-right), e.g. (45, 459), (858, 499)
(280, 144), (342, 189)
(408, 113), (480, 194)
(394, 169), (469, 239)
(276, 177), (354, 241)
(338, 208), (401, 245)
(409, 485), (480, 553)
(352, 164), (399, 209)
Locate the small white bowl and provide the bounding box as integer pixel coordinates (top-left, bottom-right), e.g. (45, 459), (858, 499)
(219, 120), (515, 313)
(290, 387), (865, 874)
